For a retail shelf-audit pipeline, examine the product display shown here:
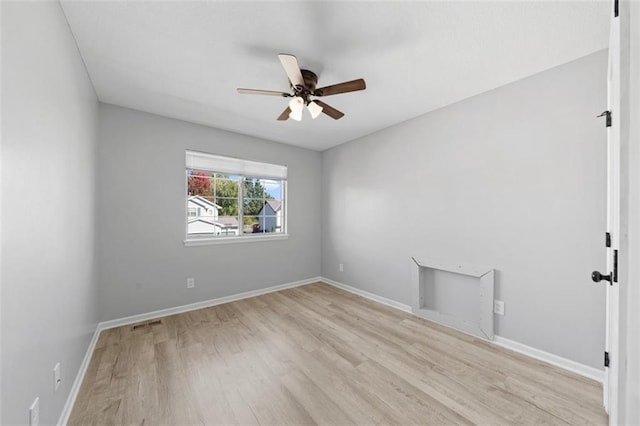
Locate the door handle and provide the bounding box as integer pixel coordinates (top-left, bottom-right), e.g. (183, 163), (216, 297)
(592, 270), (612, 283)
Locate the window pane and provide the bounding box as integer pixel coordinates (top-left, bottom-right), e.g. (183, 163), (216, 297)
(214, 173), (240, 181)
(243, 215), (259, 234)
(243, 216), (282, 234)
(187, 169), (214, 197)
(244, 178), (282, 200)
(241, 198), (262, 216)
(261, 179), (282, 200)
(187, 169), (240, 237)
(214, 198), (238, 216)
(186, 163), (285, 239)
(241, 176), (284, 235)
(187, 213), (240, 237)
(212, 176), (239, 216)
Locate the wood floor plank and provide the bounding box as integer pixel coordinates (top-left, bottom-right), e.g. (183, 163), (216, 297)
(279, 367), (357, 425)
(68, 282), (607, 425)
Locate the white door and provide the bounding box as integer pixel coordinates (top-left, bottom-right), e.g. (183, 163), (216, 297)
(592, 2), (620, 422)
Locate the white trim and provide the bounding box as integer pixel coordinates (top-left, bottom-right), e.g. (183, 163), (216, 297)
(0, 2), (4, 419)
(184, 233), (288, 247)
(57, 327), (101, 426)
(320, 277), (604, 384)
(58, 276), (603, 425)
(321, 277), (412, 313)
(410, 257), (495, 340)
(492, 336), (604, 383)
(58, 276), (321, 424)
(99, 276), (319, 330)
(604, 6), (622, 419)
(411, 256), (493, 278)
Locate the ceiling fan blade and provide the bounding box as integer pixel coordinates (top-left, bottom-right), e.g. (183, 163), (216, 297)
(237, 88), (290, 97)
(314, 79), (366, 97)
(314, 100), (344, 120)
(278, 54), (305, 88)
(277, 107), (291, 121)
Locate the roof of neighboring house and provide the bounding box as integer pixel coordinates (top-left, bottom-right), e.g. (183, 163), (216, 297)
(188, 216), (239, 228)
(216, 216), (239, 227)
(258, 199), (281, 213)
(188, 195), (221, 210)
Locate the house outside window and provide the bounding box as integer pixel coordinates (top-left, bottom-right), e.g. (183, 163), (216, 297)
(257, 199), (282, 233)
(185, 150), (287, 244)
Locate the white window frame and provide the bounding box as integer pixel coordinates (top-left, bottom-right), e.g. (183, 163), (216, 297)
(184, 150), (288, 246)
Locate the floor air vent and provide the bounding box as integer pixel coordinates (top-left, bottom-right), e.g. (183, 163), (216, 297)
(131, 319), (163, 330)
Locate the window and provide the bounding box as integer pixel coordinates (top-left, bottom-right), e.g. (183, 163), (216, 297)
(185, 150), (287, 244)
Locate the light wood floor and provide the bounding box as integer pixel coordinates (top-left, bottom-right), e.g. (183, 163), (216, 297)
(69, 282), (607, 425)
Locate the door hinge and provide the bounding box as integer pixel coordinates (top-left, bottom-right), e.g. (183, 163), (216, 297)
(597, 110), (612, 127)
(605, 351), (610, 367)
(614, 0), (619, 17)
(606, 232), (611, 247)
(613, 249), (618, 283)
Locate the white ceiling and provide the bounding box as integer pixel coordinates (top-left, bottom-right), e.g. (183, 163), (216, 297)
(60, 1), (610, 151)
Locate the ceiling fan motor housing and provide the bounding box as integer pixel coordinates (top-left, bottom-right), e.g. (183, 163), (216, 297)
(292, 69), (319, 103)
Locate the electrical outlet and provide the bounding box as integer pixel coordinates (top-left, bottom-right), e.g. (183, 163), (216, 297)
(53, 362), (61, 392)
(186, 277), (195, 289)
(494, 300), (505, 316)
(29, 397), (39, 426)
(339, 263), (344, 272)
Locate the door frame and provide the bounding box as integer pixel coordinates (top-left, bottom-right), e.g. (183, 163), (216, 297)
(604, 1), (621, 422)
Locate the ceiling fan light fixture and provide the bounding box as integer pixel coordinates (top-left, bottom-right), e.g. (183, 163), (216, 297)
(237, 54), (365, 122)
(307, 101), (323, 119)
(288, 96), (304, 112)
(288, 96), (304, 121)
(289, 108), (303, 121)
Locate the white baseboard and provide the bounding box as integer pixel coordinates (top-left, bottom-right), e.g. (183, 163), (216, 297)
(492, 336), (604, 383)
(58, 276), (321, 425)
(58, 275), (603, 425)
(320, 277), (604, 384)
(321, 277), (412, 313)
(57, 326), (101, 426)
(99, 276), (322, 330)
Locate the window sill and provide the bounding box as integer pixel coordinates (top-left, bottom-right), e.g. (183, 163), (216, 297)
(184, 234), (289, 246)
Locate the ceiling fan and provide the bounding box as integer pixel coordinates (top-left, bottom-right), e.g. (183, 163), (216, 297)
(237, 53), (366, 121)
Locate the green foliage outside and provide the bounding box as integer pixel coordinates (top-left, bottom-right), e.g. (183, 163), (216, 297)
(214, 178), (239, 216)
(187, 171), (275, 224)
(243, 179), (273, 219)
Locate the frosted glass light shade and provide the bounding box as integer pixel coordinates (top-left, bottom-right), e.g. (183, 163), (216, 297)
(289, 107), (303, 121)
(307, 101), (323, 119)
(288, 96), (304, 121)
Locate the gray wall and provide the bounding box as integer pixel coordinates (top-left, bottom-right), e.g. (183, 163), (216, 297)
(321, 50), (608, 369)
(1, 2), (99, 424)
(0, 2), (617, 423)
(97, 104), (322, 321)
